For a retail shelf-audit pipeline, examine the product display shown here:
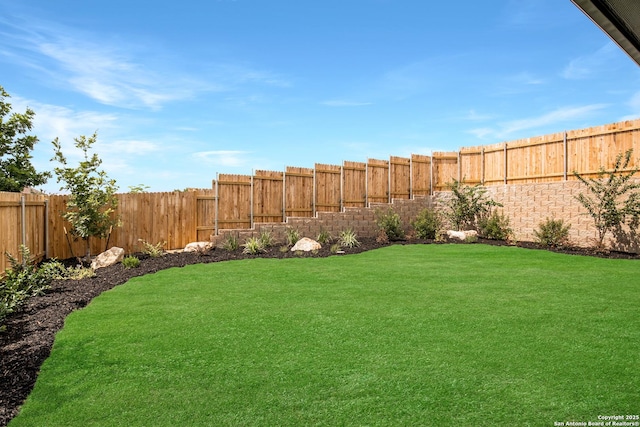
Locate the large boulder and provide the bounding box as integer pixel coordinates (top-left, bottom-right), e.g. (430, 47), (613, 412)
(291, 237), (321, 252)
(184, 241), (214, 252)
(91, 247), (125, 270)
(446, 230), (478, 241)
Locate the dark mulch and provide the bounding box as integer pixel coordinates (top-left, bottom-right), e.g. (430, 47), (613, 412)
(1, 238), (637, 426)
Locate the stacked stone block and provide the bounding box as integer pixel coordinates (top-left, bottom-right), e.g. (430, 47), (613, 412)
(212, 180), (639, 254)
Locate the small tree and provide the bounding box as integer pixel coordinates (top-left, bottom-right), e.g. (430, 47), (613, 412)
(51, 132), (120, 261)
(0, 85), (51, 192)
(574, 149), (640, 249)
(444, 179), (501, 231)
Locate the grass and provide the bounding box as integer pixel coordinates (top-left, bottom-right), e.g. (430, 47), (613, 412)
(9, 245), (640, 426)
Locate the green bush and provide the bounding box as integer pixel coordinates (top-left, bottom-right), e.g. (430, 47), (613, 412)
(412, 208), (443, 239)
(1, 246), (63, 328)
(375, 208), (405, 240)
(478, 210), (512, 241)
(444, 179), (501, 231)
(574, 149), (640, 249)
(534, 218), (571, 247)
(339, 229), (360, 248)
(122, 255), (141, 269)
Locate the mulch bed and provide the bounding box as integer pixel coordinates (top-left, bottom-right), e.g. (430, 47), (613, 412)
(1, 238), (637, 426)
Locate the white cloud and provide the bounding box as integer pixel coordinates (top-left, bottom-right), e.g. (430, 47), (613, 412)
(561, 43), (619, 80)
(11, 96), (118, 144)
(193, 150), (250, 167)
(0, 15), (289, 111)
(467, 127), (495, 139)
(468, 104), (608, 141)
(623, 91), (640, 119)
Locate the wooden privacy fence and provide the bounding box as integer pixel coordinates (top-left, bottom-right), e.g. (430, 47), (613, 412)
(46, 190), (217, 260)
(0, 192), (48, 273)
(459, 119), (640, 185)
(1, 118), (639, 265)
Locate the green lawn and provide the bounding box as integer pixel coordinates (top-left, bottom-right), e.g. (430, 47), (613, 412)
(9, 245), (640, 426)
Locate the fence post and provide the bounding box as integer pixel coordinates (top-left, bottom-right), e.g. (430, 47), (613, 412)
(504, 143), (508, 185)
(365, 161), (369, 207)
(481, 147), (485, 185)
(312, 168), (317, 217)
(388, 157), (392, 203)
(430, 151), (434, 195)
(340, 165), (344, 211)
(409, 156), (413, 199)
(44, 199), (49, 259)
(250, 173), (254, 229)
(563, 131), (568, 181)
(282, 171), (286, 222)
(20, 195), (26, 248)
(215, 175), (219, 236)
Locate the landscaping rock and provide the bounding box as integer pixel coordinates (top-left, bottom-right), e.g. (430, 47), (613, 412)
(184, 241), (214, 252)
(291, 237), (321, 252)
(91, 247), (125, 270)
(446, 230), (478, 241)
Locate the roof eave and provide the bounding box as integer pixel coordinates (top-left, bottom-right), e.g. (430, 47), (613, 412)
(571, 0), (640, 67)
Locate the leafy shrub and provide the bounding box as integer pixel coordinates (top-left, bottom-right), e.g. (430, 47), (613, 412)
(258, 231), (274, 248)
(122, 255), (141, 269)
(1, 246), (62, 328)
(222, 234), (239, 251)
(317, 229), (333, 244)
(285, 228), (300, 246)
(375, 208), (405, 240)
(243, 237), (266, 255)
(534, 218), (571, 247)
(412, 208), (443, 239)
(339, 229), (360, 248)
(478, 210), (512, 240)
(574, 149), (640, 249)
(444, 179), (501, 230)
(330, 243), (342, 254)
(138, 239), (165, 257)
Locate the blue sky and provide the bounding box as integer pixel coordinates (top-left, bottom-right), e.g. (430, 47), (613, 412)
(1, 0), (639, 193)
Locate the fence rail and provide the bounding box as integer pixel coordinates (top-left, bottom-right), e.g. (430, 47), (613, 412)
(1, 118), (639, 269)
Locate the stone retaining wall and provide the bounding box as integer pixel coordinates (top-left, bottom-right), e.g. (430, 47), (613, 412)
(212, 180), (640, 254)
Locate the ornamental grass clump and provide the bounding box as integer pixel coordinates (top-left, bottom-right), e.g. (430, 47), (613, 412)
(317, 229), (333, 245)
(138, 239), (165, 257)
(285, 228), (300, 246)
(338, 228), (360, 248)
(258, 231), (274, 249)
(242, 237), (266, 255)
(222, 234), (239, 251)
